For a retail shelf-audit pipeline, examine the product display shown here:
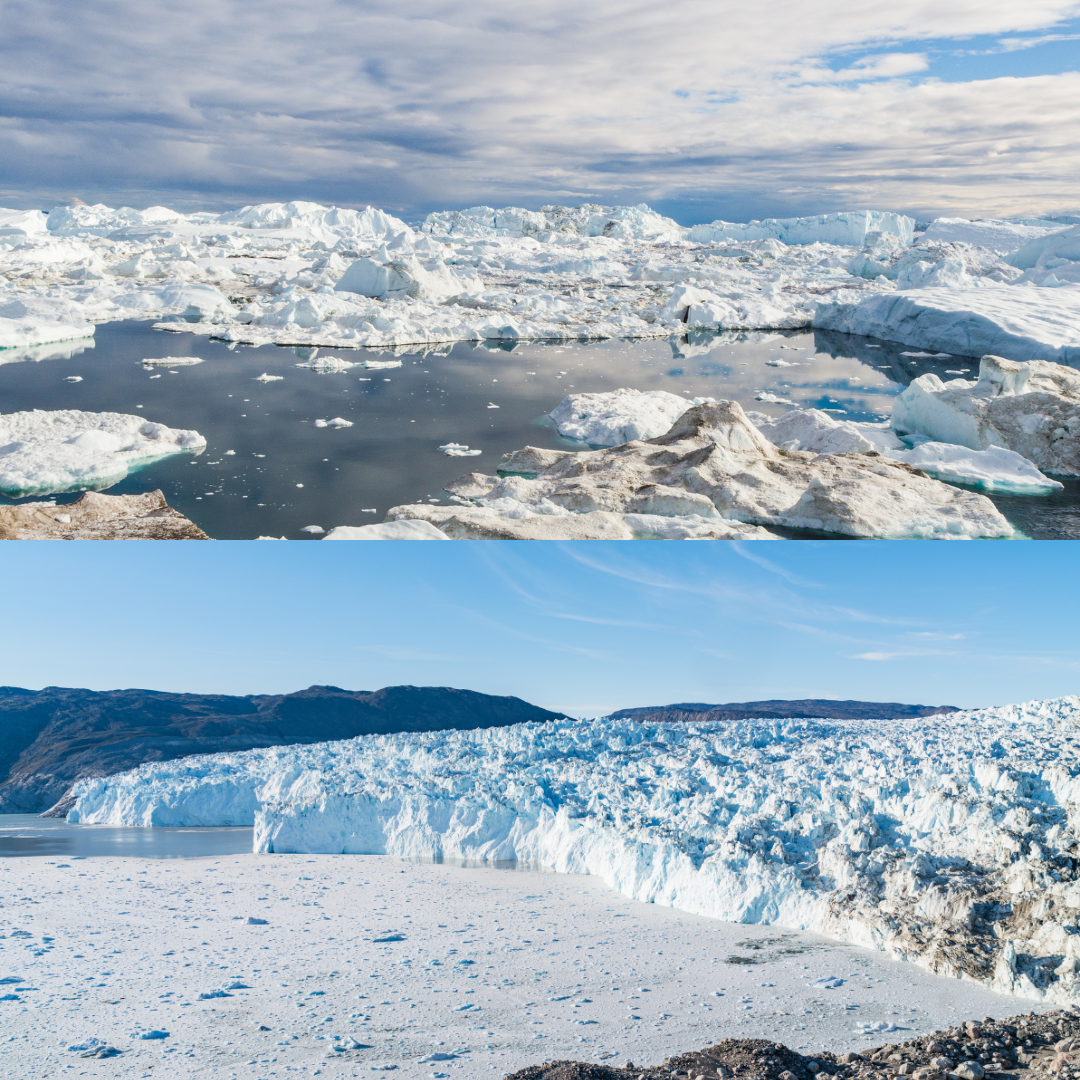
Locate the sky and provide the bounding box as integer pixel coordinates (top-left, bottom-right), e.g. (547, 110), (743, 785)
(0, 542), (1076, 716)
(1, 1), (1079, 222)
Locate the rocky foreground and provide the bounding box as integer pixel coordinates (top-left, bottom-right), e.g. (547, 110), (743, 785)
(0, 489), (206, 538)
(508, 1009), (1080, 1080)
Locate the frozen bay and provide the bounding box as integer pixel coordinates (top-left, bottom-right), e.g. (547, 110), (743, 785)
(0, 853), (1052, 1080)
(2, 321), (1078, 538)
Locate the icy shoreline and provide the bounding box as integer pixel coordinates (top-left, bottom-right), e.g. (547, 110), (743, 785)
(65, 696), (1080, 1003)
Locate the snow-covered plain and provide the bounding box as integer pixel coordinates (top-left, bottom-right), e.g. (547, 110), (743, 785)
(66, 697), (1080, 1004)
(1, 199), (1078, 361)
(0, 854), (1038, 1080)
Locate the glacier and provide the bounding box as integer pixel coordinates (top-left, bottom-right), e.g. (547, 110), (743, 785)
(0, 197), (1077, 363)
(65, 696), (1080, 1002)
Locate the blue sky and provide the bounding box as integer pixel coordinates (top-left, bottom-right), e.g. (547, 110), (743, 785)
(1, 543), (1075, 715)
(1, 1), (1079, 222)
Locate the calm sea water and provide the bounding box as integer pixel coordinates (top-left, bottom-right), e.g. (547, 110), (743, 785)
(0, 814), (253, 859)
(1, 321), (1076, 538)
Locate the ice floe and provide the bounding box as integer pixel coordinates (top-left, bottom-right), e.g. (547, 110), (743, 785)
(886, 441), (1063, 495)
(891, 355), (1080, 476)
(381, 400), (1012, 539)
(63, 696), (1080, 1002)
(0, 410), (206, 496)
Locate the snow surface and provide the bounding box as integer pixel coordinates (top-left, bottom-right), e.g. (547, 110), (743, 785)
(65, 696), (1080, 1002)
(0, 410), (206, 496)
(0, 855), (1038, 1080)
(747, 409), (903, 455)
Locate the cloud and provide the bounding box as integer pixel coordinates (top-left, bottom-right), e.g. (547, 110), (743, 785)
(1, 1), (1079, 216)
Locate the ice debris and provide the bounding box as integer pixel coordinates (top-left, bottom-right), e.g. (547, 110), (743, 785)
(439, 443), (481, 457)
(0, 409), (206, 496)
(141, 357), (203, 366)
(323, 520), (450, 540)
(383, 400), (1012, 539)
(314, 417), (353, 428)
(892, 355), (1080, 476)
(65, 697), (1080, 1002)
(887, 440), (1063, 495)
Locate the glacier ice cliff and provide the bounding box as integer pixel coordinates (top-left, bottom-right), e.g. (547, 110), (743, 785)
(65, 696), (1080, 1002)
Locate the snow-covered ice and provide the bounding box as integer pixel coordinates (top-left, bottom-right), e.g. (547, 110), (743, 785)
(62, 697), (1080, 1007)
(747, 409), (903, 455)
(0, 409), (206, 496)
(0, 853), (1044, 1080)
(891, 355), (1080, 476)
(323, 520), (450, 540)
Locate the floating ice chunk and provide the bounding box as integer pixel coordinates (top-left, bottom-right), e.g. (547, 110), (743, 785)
(0, 317), (95, 351)
(0, 409), (206, 496)
(64, 375), (83, 382)
(755, 392), (795, 405)
(859, 1020), (899, 1033)
(814, 285), (1080, 364)
(900, 351), (952, 358)
(198, 990), (232, 999)
(255, 373), (283, 383)
(549, 388), (704, 446)
(133, 1029), (169, 1040)
(314, 418), (353, 428)
(323, 520), (450, 540)
(296, 355), (360, 373)
(765, 359), (799, 367)
(439, 443), (482, 457)
(752, 409), (904, 454)
(301, 525), (325, 534)
(891, 354), (1080, 475)
(141, 357), (203, 366)
(886, 440), (1063, 495)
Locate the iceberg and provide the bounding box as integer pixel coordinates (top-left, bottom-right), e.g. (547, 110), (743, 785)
(891, 355), (1080, 476)
(384, 400), (1012, 539)
(0, 409), (206, 496)
(65, 696), (1080, 1001)
(919, 218), (1064, 256)
(548, 388), (708, 446)
(689, 211), (914, 247)
(1006, 224), (1080, 271)
(813, 285), (1080, 364)
(323, 520), (450, 540)
(0, 317), (95, 351)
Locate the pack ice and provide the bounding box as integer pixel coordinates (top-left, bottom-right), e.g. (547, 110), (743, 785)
(65, 696), (1080, 1003)
(2, 197), (1078, 362)
(0, 409), (205, 495)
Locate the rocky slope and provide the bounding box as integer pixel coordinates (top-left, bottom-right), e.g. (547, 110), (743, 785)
(505, 1008), (1080, 1080)
(0, 684), (565, 814)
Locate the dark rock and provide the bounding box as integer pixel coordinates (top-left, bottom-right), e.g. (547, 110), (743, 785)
(608, 700), (959, 724)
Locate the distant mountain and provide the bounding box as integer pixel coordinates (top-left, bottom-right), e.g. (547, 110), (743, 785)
(609, 698), (960, 724)
(0, 684), (567, 815)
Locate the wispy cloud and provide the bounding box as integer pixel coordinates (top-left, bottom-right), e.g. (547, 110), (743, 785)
(1, 1), (1079, 216)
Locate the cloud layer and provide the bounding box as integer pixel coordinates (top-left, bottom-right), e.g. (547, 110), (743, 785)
(1, 0), (1079, 219)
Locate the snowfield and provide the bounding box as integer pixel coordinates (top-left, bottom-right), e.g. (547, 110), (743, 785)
(1, 198), (1078, 361)
(66, 696), (1080, 1003)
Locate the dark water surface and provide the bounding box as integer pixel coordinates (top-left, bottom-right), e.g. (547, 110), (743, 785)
(1, 322), (1075, 537)
(0, 814), (253, 858)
